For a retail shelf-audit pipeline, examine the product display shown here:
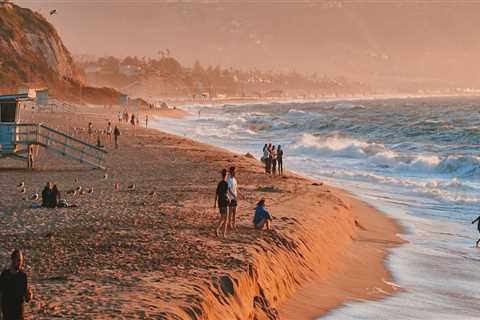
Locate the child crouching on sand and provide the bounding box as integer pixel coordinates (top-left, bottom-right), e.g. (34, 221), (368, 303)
(253, 198), (272, 230)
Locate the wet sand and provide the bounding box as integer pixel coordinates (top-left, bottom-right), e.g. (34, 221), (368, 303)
(0, 104), (403, 319)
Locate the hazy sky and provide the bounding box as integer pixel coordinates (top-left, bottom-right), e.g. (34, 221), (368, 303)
(15, 1), (480, 86)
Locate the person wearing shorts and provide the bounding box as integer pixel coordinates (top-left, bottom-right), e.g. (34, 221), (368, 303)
(227, 166), (242, 231)
(214, 169), (229, 237)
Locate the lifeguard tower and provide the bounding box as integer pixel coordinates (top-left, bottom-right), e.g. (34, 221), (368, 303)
(0, 93), (107, 170)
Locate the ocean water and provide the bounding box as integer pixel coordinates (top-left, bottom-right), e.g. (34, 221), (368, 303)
(152, 96), (480, 319)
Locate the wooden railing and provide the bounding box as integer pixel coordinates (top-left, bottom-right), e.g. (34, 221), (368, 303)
(0, 123), (107, 170)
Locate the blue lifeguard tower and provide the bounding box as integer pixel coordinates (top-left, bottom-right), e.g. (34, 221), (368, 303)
(0, 93), (30, 159)
(0, 93), (107, 169)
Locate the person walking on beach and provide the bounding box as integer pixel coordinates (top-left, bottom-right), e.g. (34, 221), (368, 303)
(87, 122), (93, 141)
(472, 216), (480, 247)
(145, 115), (149, 128)
(227, 166), (241, 231)
(117, 112), (122, 123)
(277, 145), (284, 175)
(253, 198), (272, 230)
(114, 125), (120, 149)
(130, 114), (136, 128)
(106, 121), (113, 143)
(214, 169), (229, 238)
(0, 249), (33, 320)
(27, 145), (34, 170)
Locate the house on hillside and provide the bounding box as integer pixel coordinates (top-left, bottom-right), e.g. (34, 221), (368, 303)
(119, 65), (143, 77)
(0, 1), (14, 9)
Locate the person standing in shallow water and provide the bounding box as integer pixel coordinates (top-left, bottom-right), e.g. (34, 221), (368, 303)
(472, 216), (480, 247)
(0, 249), (33, 320)
(214, 169), (229, 238)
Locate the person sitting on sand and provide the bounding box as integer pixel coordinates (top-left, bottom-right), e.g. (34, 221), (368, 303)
(51, 184), (61, 208)
(253, 198), (272, 230)
(472, 216), (480, 247)
(0, 249), (33, 320)
(214, 169), (229, 238)
(41, 182), (53, 207)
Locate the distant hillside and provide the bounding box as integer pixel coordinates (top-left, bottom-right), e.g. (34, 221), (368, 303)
(0, 2), (83, 86)
(0, 2), (142, 105)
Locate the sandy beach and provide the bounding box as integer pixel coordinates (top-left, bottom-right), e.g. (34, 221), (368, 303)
(0, 105), (403, 319)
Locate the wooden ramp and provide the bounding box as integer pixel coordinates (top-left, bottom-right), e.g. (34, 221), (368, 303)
(0, 123), (107, 170)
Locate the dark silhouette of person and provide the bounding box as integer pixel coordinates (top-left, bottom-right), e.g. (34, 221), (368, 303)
(114, 126), (120, 149)
(51, 185), (60, 208)
(41, 182), (53, 207)
(0, 249), (33, 320)
(472, 216), (480, 247)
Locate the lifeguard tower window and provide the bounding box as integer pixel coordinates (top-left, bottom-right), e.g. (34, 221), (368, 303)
(0, 102), (16, 122)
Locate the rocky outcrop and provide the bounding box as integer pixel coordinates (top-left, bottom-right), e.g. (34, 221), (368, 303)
(0, 2), (83, 88)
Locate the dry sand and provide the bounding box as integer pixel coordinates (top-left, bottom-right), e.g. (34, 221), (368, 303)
(0, 105), (404, 319)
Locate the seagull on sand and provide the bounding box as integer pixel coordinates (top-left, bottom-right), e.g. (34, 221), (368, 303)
(30, 193), (39, 201)
(50, 9), (57, 16)
(103, 173), (108, 180)
(17, 182), (24, 188)
(127, 184), (136, 191)
(66, 189), (77, 196)
(19, 188), (26, 194)
(87, 187), (94, 194)
(75, 186), (82, 192)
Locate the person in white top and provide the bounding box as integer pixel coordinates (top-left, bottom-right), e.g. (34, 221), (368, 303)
(106, 121), (113, 143)
(227, 166), (242, 231)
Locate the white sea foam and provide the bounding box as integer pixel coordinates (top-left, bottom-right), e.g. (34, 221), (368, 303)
(152, 98), (480, 319)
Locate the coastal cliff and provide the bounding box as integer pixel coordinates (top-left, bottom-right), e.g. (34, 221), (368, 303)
(0, 2), (83, 87)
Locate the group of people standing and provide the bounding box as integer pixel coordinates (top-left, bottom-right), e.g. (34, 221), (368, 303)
(214, 167), (241, 238)
(262, 144), (284, 176)
(214, 166), (273, 238)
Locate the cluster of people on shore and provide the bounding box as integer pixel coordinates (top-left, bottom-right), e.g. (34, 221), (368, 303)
(262, 144), (284, 176)
(214, 166), (272, 238)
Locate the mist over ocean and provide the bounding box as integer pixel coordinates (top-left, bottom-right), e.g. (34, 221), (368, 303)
(153, 96), (480, 319)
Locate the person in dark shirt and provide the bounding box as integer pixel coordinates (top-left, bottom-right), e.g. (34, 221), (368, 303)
(277, 145), (284, 175)
(214, 169), (229, 238)
(114, 126), (120, 149)
(51, 185), (61, 208)
(0, 249), (33, 320)
(253, 198), (272, 230)
(41, 182), (53, 208)
(472, 216), (480, 247)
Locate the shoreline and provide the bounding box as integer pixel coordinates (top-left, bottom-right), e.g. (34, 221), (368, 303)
(0, 105), (404, 319)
